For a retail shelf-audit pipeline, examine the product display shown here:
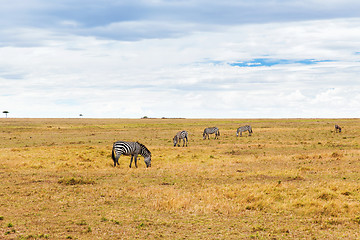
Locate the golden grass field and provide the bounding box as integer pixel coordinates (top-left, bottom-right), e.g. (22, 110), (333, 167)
(0, 118), (360, 239)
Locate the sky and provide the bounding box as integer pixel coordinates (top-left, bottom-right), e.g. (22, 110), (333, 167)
(1, 0), (360, 118)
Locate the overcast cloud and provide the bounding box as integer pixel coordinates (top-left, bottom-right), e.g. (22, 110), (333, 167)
(1, 0), (359, 118)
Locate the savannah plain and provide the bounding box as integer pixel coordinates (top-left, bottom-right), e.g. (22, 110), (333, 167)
(1, 118), (360, 239)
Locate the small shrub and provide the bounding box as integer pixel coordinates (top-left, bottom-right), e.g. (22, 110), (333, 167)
(76, 220), (87, 226)
(354, 216), (360, 224)
(342, 191), (351, 196)
(331, 152), (342, 158)
(137, 222), (146, 229)
(226, 150), (242, 155)
(58, 177), (95, 185)
(318, 192), (337, 201)
(112, 219), (120, 225)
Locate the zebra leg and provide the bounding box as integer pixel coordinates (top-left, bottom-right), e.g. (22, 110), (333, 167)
(114, 156), (121, 167)
(185, 137), (188, 147)
(129, 155), (134, 168)
(134, 155), (138, 168)
(115, 156), (120, 167)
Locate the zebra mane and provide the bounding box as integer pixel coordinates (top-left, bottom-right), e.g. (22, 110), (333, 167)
(136, 141), (151, 155)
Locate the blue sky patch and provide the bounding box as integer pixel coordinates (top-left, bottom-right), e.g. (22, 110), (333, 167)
(229, 58), (335, 67)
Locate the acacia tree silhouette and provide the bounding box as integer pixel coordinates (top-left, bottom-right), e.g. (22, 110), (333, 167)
(3, 111), (9, 118)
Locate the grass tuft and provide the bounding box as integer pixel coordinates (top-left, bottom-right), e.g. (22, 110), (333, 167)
(58, 177), (95, 185)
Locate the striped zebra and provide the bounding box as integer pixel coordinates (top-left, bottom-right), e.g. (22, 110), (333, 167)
(203, 127), (220, 140)
(335, 124), (342, 133)
(173, 130), (188, 147)
(112, 141), (151, 168)
(236, 125), (253, 137)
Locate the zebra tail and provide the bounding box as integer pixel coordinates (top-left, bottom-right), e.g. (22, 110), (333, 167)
(112, 147), (116, 162)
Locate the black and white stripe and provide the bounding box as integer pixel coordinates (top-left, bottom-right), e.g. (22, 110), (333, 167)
(236, 125), (253, 137)
(173, 130), (188, 147)
(335, 124), (342, 133)
(112, 141), (151, 168)
(203, 127), (220, 139)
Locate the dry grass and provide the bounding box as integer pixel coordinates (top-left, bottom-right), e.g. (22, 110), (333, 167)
(1, 118), (360, 239)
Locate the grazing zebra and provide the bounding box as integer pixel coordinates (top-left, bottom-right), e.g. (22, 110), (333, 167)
(112, 141), (151, 168)
(173, 130), (188, 147)
(236, 125), (253, 137)
(203, 127), (220, 140)
(335, 124), (342, 133)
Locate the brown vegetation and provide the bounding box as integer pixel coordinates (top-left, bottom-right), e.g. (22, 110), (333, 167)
(0, 118), (360, 239)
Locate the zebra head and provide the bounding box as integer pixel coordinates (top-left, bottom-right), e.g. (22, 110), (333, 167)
(137, 142), (152, 168)
(144, 155), (151, 168)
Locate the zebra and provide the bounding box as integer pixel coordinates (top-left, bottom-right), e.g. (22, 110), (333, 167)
(236, 125), (253, 137)
(173, 130), (188, 147)
(335, 124), (342, 133)
(203, 127), (220, 140)
(112, 141), (151, 168)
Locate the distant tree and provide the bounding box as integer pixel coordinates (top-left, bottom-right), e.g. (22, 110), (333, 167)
(79, 114), (83, 117)
(142, 116), (148, 119)
(3, 111), (9, 118)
